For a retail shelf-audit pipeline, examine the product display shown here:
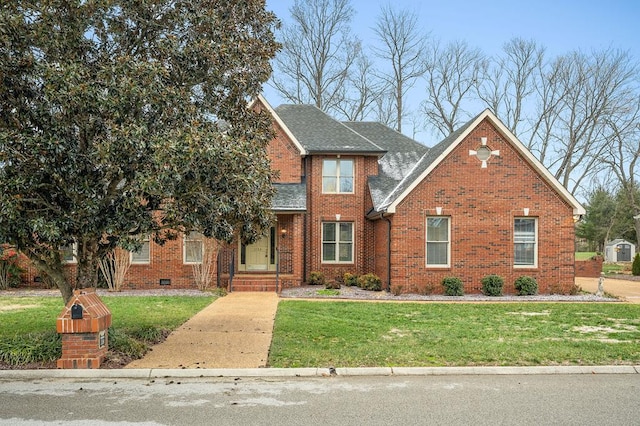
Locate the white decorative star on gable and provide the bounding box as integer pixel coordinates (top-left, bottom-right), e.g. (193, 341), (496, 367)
(469, 137), (500, 168)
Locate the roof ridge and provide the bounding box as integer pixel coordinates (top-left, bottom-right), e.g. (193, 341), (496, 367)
(339, 121), (385, 152)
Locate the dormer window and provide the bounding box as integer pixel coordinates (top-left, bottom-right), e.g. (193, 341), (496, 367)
(322, 158), (353, 193)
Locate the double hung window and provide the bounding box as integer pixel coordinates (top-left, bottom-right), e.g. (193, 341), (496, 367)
(131, 236), (150, 264)
(514, 218), (537, 267)
(322, 159), (354, 193)
(61, 243), (77, 264)
(322, 222), (353, 263)
(184, 232), (204, 264)
(426, 217), (450, 267)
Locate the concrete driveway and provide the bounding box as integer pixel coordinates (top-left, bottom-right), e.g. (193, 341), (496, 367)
(576, 276), (640, 303)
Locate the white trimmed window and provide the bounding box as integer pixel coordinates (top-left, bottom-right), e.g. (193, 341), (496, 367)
(184, 232), (204, 264)
(61, 243), (77, 264)
(514, 218), (537, 267)
(426, 217), (450, 267)
(131, 236), (150, 264)
(322, 159), (354, 193)
(322, 222), (353, 263)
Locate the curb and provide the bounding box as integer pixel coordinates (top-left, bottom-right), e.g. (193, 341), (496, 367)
(1, 365), (638, 380)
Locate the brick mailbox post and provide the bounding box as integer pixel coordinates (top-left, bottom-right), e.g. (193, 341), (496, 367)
(56, 288), (112, 369)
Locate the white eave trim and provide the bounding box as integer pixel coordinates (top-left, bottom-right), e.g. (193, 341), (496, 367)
(250, 94), (307, 156)
(385, 109), (585, 215)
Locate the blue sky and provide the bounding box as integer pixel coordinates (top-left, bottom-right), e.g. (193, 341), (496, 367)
(263, 0), (640, 115)
(263, 1), (638, 199)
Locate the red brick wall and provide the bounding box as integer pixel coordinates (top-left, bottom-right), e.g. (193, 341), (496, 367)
(268, 120), (304, 183)
(373, 217), (390, 288)
(123, 238), (203, 289)
(252, 97), (304, 184)
(304, 155), (380, 282)
(575, 256), (603, 278)
(24, 236), (214, 290)
(383, 118), (577, 294)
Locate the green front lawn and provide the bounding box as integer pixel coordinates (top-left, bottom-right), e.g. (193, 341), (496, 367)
(0, 295), (215, 366)
(269, 301), (640, 367)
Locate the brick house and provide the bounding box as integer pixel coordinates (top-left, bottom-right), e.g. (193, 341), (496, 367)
(220, 96), (584, 294)
(31, 95), (584, 294)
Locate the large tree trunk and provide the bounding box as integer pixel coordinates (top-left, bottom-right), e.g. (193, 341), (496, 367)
(28, 255), (74, 304)
(76, 239), (100, 290)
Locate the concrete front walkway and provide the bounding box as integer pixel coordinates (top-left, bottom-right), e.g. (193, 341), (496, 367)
(577, 277), (640, 303)
(125, 292), (279, 369)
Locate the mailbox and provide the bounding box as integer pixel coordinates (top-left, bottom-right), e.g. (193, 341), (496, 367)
(57, 288), (111, 369)
(71, 303), (83, 319)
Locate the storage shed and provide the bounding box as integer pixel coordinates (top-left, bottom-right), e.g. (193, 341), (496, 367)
(604, 239), (636, 262)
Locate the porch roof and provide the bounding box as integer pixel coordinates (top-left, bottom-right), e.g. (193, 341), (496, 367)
(272, 183), (306, 211)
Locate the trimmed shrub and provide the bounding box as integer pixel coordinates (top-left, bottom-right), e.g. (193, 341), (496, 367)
(442, 277), (464, 296)
(0, 246), (25, 290)
(308, 271), (325, 286)
(325, 280), (341, 289)
(391, 284), (404, 296)
(343, 272), (359, 287)
(481, 274), (504, 296)
(358, 273), (382, 291)
(514, 276), (538, 296)
(420, 283), (436, 295)
(632, 253), (640, 276)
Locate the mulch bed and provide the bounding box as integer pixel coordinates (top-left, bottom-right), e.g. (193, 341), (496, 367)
(279, 284), (622, 302)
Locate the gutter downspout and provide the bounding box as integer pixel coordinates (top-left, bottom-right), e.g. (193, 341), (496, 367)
(381, 213), (392, 292)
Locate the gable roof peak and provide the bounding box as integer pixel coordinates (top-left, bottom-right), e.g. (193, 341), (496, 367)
(251, 95), (307, 155)
(374, 108), (585, 216)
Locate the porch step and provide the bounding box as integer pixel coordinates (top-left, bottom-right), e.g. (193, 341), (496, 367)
(231, 276), (277, 292)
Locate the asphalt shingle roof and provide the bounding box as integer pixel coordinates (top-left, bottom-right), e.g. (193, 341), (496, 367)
(272, 183), (306, 211)
(341, 121), (428, 180)
(374, 112), (482, 212)
(274, 105), (386, 154)
(271, 103), (482, 215)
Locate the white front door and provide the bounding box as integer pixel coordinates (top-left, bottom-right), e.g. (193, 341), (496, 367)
(245, 237), (269, 270)
(239, 228), (276, 272)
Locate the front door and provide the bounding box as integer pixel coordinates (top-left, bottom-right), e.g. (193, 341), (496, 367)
(239, 227), (277, 272)
(246, 237), (269, 270)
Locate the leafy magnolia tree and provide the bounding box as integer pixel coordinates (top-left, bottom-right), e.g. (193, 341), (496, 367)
(0, 1), (279, 303)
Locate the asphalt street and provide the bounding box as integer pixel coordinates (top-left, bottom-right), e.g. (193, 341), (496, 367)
(1, 373), (639, 425)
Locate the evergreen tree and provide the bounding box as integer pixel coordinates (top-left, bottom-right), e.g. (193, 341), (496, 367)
(0, 1), (279, 302)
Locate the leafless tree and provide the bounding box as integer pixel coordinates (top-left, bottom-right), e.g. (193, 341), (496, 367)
(373, 90), (397, 128)
(526, 55), (569, 162)
(529, 50), (638, 194)
(332, 52), (380, 121)
(270, 0), (360, 113)
(372, 5), (428, 132)
(603, 98), (640, 243)
(421, 40), (487, 137)
(478, 38), (544, 136)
